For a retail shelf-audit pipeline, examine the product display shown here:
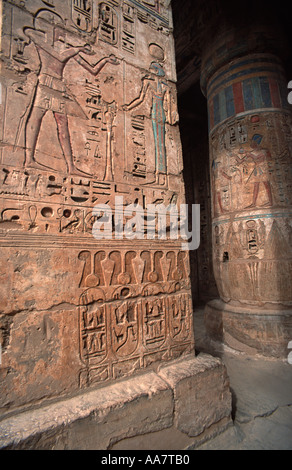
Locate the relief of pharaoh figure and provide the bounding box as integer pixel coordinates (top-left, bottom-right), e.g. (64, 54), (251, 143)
(235, 134), (273, 208)
(22, 9), (118, 175)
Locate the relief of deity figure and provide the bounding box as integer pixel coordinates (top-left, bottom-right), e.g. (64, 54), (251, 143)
(123, 62), (178, 181)
(19, 9), (118, 175)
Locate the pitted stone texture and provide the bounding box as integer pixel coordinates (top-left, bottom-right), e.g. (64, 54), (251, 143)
(158, 353), (232, 437)
(0, 371), (173, 450)
(0, 0), (193, 413)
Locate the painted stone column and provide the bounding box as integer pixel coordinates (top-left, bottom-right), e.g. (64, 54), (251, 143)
(201, 52), (292, 357)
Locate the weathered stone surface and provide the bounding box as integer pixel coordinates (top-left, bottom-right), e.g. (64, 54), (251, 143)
(205, 53), (292, 301)
(201, 49), (292, 357)
(0, 354), (232, 450)
(0, 370), (173, 450)
(0, 0), (195, 415)
(205, 299), (292, 357)
(193, 342), (292, 450)
(158, 353), (232, 437)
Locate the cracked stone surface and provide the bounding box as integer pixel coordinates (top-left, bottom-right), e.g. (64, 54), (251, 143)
(193, 308), (292, 450)
(0, 0), (194, 415)
(0, 354), (232, 450)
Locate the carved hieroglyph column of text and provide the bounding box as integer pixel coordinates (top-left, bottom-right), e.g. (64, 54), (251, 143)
(201, 52), (292, 357)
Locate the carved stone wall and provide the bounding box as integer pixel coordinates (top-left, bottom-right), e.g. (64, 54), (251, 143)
(0, 0), (194, 415)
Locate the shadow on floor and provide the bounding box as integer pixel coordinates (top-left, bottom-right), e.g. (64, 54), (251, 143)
(193, 308), (292, 450)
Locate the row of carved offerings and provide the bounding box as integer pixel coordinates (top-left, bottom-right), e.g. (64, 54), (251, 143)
(0, 0), (193, 408)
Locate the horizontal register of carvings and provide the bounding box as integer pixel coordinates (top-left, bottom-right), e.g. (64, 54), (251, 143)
(0, 0), (194, 403)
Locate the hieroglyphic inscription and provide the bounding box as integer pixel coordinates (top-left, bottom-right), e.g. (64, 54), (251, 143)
(0, 0), (191, 404)
(79, 287), (193, 385)
(78, 247), (193, 385)
(210, 111), (292, 217)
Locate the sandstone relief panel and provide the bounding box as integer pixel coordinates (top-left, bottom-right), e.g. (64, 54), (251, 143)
(206, 54), (292, 307)
(0, 1), (181, 233)
(209, 111), (292, 304)
(209, 112), (292, 217)
(0, 0), (192, 414)
(78, 247), (193, 389)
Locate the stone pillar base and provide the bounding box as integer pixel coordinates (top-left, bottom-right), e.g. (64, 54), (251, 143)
(0, 354), (232, 450)
(205, 299), (292, 358)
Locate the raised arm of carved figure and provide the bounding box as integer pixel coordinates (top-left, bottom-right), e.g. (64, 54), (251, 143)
(23, 27), (91, 63)
(74, 53), (119, 75)
(122, 78), (151, 111)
